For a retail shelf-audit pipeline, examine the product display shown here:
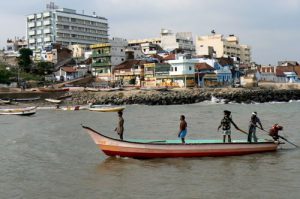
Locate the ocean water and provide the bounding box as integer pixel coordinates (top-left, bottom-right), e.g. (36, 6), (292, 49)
(1, 101), (300, 199)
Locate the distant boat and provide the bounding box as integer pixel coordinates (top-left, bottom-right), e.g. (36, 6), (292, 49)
(84, 87), (100, 92)
(99, 87), (123, 92)
(0, 99), (11, 104)
(0, 106), (37, 116)
(45, 98), (62, 104)
(39, 87), (69, 92)
(89, 105), (125, 112)
(12, 96), (41, 102)
(57, 94), (72, 100)
(82, 125), (281, 158)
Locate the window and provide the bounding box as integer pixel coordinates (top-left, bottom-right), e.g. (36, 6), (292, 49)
(175, 67), (177, 72)
(189, 66), (192, 71)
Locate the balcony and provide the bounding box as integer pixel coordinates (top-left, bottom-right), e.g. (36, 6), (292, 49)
(43, 12), (51, 17)
(92, 62), (111, 67)
(44, 20), (51, 26)
(28, 22), (35, 28)
(29, 30), (36, 36)
(91, 52), (111, 58)
(28, 15), (35, 20)
(29, 39), (35, 44)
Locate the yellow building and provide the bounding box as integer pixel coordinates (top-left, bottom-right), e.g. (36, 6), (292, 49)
(196, 34), (251, 64)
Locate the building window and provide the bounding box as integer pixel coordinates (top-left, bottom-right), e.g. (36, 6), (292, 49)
(189, 66), (192, 71)
(175, 67), (177, 72)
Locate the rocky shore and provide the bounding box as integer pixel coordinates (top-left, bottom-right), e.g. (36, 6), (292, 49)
(70, 88), (300, 105)
(1, 87), (300, 107)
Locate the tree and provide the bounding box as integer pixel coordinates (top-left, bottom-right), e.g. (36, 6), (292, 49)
(18, 48), (33, 73)
(34, 61), (54, 75)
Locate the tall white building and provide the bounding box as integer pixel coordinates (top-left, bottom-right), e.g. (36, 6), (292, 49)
(27, 3), (108, 60)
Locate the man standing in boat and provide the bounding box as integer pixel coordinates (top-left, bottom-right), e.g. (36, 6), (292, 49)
(218, 110), (240, 143)
(178, 115), (187, 144)
(248, 112), (263, 143)
(115, 111), (124, 140)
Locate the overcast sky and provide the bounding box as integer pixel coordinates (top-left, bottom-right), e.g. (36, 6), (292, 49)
(1, 0), (299, 65)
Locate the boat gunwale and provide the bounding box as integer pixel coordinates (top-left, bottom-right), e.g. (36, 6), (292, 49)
(82, 125), (277, 146)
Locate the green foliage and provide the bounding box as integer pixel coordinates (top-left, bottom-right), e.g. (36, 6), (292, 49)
(0, 64), (13, 84)
(33, 61), (54, 75)
(18, 48), (33, 72)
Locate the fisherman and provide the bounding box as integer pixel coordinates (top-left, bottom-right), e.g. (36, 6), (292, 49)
(248, 112), (264, 143)
(218, 110), (240, 143)
(178, 115), (187, 144)
(115, 111), (124, 140)
(269, 124), (283, 141)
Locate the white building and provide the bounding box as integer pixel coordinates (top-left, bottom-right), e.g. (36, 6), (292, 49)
(27, 2), (108, 60)
(160, 29), (195, 54)
(128, 28), (195, 55)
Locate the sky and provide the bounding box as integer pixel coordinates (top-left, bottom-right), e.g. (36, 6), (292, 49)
(0, 0), (300, 65)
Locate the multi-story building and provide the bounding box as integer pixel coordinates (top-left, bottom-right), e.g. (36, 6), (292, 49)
(27, 2), (108, 60)
(160, 29), (195, 54)
(128, 28), (195, 55)
(195, 33), (251, 64)
(6, 38), (28, 52)
(91, 38), (127, 80)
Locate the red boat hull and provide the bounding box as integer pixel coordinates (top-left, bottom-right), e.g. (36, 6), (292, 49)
(82, 126), (279, 158)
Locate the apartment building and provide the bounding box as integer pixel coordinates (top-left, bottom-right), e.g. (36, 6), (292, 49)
(196, 33), (251, 64)
(91, 38), (127, 80)
(128, 28), (195, 55)
(27, 3), (108, 60)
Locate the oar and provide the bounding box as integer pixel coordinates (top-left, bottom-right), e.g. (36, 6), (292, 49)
(237, 128), (248, 135)
(256, 126), (299, 148)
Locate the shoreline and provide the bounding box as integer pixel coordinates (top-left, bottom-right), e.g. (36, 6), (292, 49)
(1, 87), (300, 107)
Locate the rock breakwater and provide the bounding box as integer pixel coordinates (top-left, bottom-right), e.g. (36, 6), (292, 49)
(70, 88), (300, 105)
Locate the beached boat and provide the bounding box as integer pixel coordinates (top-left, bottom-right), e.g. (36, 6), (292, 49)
(0, 106), (37, 116)
(0, 99), (11, 104)
(89, 105), (125, 112)
(84, 87), (100, 92)
(12, 96), (41, 102)
(82, 125), (281, 158)
(57, 94), (72, 100)
(99, 87), (123, 92)
(45, 98), (62, 103)
(39, 87), (69, 92)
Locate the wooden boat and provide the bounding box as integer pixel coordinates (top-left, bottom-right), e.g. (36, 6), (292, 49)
(45, 98), (62, 103)
(39, 87), (69, 92)
(89, 105), (125, 112)
(12, 96), (41, 102)
(57, 94), (72, 100)
(84, 87), (100, 92)
(82, 125), (281, 158)
(0, 99), (11, 104)
(99, 87), (122, 92)
(0, 106), (37, 116)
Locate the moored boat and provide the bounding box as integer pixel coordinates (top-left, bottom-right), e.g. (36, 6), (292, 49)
(89, 105), (125, 112)
(0, 106), (37, 116)
(12, 96), (41, 102)
(39, 87), (69, 92)
(82, 125), (281, 158)
(84, 87), (100, 92)
(45, 98), (62, 103)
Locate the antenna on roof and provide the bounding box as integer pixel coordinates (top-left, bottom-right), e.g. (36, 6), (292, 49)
(46, 2), (59, 10)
